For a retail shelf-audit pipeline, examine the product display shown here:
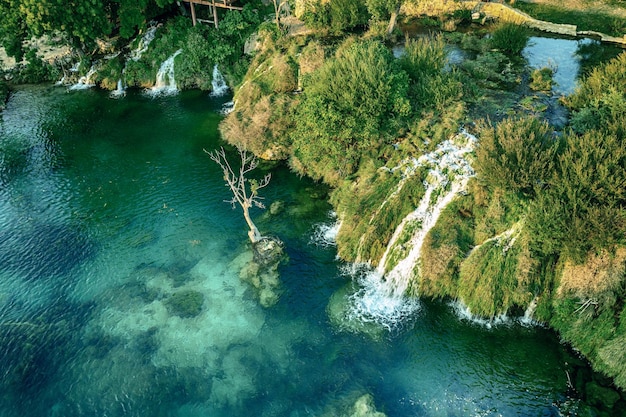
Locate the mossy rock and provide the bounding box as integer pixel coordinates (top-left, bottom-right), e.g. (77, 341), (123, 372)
(165, 290), (204, 318)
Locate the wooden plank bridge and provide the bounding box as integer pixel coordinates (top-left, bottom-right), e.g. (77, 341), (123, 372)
(180, 0), (243, 28)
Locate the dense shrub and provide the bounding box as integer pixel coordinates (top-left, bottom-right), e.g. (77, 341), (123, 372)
(527, 129), (626, 260)
(398, 36), (463, 112)
(301, 0), (368, 33)
(475, 117), (558, 198)
(567, 52), (626, 135)
(290, 39), (410, 185)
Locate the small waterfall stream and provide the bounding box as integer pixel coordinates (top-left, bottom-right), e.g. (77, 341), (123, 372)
(147, 49), (182, 96)
(109, 79), (126, 98)
(69, 65), (98, 90)
(209, 64), (230, 97)
(346, 131), (477, 328)
(129, 24), (158, 62)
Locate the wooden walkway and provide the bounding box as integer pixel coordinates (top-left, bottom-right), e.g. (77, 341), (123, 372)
(181, 0), (243, 27)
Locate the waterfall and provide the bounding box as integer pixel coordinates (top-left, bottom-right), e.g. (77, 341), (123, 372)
(520, 297), (539, 326)
(147, 50), (182, 96)
(449, 299), (510, 329)
(129, 24), (158, 62)
(345, 131), (477, 328)
(69, 65), (97, 90)
(109, 79), (126, 99)
(210, 64), (230, 97)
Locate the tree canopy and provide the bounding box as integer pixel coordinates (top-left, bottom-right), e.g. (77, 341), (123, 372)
(0, 0), (179, 58)
(290, 39), (410, 185)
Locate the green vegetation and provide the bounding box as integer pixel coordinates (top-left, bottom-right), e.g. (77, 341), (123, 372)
(529, 67), (554, 91)
(300, 0), (369, 34)
(291, 38), (410, 184)
(0, 79), (8, 105)
(1, 0), (625, 400)
(513, 2), (626, 37)
(474, 117), (558, 198)
(489, 22), (530, 56)
(0, 0), (179, 59)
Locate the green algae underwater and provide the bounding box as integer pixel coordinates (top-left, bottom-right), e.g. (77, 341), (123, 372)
(0, 85), (608, 416)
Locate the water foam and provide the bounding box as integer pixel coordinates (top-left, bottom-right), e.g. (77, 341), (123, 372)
(146, 50), (182, 96)
(343, 131), (476, 329)
(311, 212), (341, 247)
(68, 65), (97, 90)
(209, 64), (230, 97)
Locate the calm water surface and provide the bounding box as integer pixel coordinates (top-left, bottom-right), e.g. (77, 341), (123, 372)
(0, 86), (594, 416)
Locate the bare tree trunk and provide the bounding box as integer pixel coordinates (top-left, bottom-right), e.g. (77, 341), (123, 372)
(206, 146), (271, 244)
(273, 0), (281, 29)
(387, 2), (402, 35)
(242, 203), (262, 243)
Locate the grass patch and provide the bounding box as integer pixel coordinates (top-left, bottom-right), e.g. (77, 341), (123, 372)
(513, 3), (626, 36)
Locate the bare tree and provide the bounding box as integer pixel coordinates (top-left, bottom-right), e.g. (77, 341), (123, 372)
(272, 0), (289, 29)
(205, 146), (271, 243)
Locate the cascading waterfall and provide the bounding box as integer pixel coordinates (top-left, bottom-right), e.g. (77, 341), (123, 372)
(69, 64), (98, 90)
(109, 79), (126, 99)
(147, 49), (182, 96)
(129, 24), (158, 62)
(345, 131), (477, 328)
(210, 64), (230, 97)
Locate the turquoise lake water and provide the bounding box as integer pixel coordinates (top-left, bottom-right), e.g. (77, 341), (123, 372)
(0, 86), (600, 416)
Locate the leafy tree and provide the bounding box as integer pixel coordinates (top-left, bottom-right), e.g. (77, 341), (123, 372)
(291, 39), (410, 184)
(301, 0), (368, 33)
(0, 0), (28, 61)
(365, 0), (402, 34)
(20, 0), (112, 48)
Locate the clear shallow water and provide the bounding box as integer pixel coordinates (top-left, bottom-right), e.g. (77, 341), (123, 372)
(523, 36), (622, 95)
(0, 86), (593, 416)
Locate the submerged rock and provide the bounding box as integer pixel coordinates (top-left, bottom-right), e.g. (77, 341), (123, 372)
(165, 290), (204, 318)
(234, 236), (288, 308)
(318, 393), (387, 417)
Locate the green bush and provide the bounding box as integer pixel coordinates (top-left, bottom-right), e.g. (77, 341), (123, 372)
(457, 234), (537, 318)
(13, 49), (59, 84)
(291, 38), (410, 185)
(301, 0), (368, 33)
(475, 117), (558, 198)
(566, 52), (626, 135)
(490, 22), (529, 56)
(527, 129), (626, 261)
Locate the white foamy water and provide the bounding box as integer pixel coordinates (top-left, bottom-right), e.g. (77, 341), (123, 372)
(343, 263), (421, 331)
(109, 79), (126, 99)
(209, 64), (230, 97)
(343, 131), (477, 329)
(311, 212), (341, 247)
(69, 65), (97, 90)
(129, 24), (158, 62)
(147, 49), (182, 96)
